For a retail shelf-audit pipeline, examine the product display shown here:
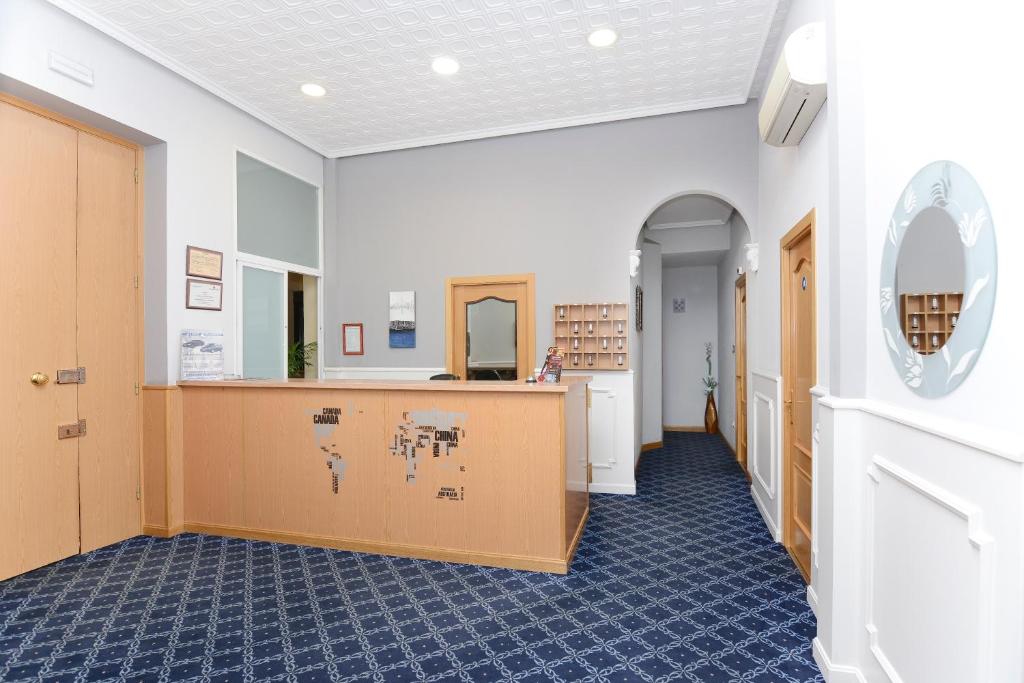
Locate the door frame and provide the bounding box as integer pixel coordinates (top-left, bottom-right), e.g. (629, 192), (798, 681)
(0, 91), (145, 538)
(734, 273), (748, 476)
(780, 209), (816, 581)
(445, 273), (536, 379)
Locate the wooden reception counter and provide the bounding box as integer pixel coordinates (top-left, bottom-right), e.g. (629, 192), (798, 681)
(167, 377), (590, 573)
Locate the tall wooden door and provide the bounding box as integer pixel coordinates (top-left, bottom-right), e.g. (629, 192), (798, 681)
(0, 95), (142, 579)
(781, 211), (816, 581)
(734, 275), (748, 473)
(0, 101), (82, 580)
(77, 132), (142, 552)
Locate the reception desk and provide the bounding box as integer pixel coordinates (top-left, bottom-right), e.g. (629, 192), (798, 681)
(169, 377), (590, 573)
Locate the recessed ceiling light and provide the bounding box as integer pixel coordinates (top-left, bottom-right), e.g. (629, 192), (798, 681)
(431, 56), (460, 75)
(588, 28), (618, 48)
(300, 83), (326, 97)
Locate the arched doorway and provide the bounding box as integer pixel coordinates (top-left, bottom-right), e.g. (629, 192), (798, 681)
(632, 192), (753, 466)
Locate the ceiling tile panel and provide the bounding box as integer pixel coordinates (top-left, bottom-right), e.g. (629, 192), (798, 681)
(49, 0), (788, 156)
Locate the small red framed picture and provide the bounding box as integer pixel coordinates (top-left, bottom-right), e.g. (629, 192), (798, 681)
(342, 323), (364, 356)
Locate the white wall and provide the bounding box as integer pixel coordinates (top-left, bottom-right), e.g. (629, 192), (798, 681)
(662, 265), (718, 428)
(750, 0), (832, 543)
(814, 1), (1024, 681)
(716, 214), (753, 453)
(322, 104), (759, 371)
(640, 240), (663, 445)
(0, 0), (324, 383)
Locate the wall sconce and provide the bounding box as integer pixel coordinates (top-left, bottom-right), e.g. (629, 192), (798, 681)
(628, 249), (641, 278)
(744, 243), (759, 273)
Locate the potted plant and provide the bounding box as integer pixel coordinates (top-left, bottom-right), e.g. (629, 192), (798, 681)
(701, 342), (719, 434)
(288, 341), (318, 379)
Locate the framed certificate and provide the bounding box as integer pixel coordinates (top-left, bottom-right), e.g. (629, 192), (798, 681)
(186, 279), (223, 310)
(186, 245), (223, 280)
(342, 323), (364, 356)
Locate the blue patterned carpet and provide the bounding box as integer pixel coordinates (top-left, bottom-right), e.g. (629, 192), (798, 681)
(0, 432), (821, 682)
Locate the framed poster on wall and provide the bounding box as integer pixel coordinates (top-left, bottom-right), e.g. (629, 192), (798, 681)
(342, 323), (364, 355)
(186, 279), (223, 310)
(186, 245), (223, 280)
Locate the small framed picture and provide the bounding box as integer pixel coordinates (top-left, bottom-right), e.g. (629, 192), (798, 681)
(185, 279), (223, 310)
(342, 323), (364, 356)
(186, 245), (223, 280)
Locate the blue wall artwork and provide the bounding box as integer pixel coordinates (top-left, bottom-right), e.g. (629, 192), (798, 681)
(389, 290), (416, 348)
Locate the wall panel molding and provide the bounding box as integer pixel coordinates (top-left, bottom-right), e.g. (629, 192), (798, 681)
(864, 455), (995, 683)
(752, 390), (777, 497)
(817, 395), (1022, 464)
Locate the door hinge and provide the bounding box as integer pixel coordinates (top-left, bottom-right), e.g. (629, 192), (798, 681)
(135, 485), (141, 501)
(134, 168), (138, 184)
(57, 367), (87, 384)
(134, 382), (140, 395)
(134, 274), (139, 289)
(57, 418), (87, 440)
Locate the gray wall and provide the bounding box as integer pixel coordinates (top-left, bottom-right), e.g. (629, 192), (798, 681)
(662, 265), (718, 427)
(640, 240), (662, 444)
(322, 103), (760, 369)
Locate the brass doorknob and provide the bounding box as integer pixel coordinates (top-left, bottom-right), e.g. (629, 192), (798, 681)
(30, 372), (49, 386)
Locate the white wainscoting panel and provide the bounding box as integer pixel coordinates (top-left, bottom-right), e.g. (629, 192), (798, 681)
(865, 456), (994, 683)
(750, 371), (782, 541)
(813, 392), (1022, 683)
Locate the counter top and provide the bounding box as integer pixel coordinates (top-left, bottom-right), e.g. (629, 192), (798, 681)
(177, 376), (590, 393)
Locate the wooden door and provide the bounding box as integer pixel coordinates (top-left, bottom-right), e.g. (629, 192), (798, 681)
(735, 274), (748, 474)
(781, 211), (816, 582)
(446, 275), (536, 380)
(77, 132), (142, 552)
(0, 101), (82, 580)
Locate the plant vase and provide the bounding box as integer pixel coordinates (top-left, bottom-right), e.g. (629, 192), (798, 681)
(704, 393), (719, 434)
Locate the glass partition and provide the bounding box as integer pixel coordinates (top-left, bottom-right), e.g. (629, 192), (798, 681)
(242, 265), (285, 378)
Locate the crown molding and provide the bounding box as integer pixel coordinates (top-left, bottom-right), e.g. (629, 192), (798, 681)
(324, 94), (748, 158)
(647, 218), (729, 231)
(49, 0), (752, 160)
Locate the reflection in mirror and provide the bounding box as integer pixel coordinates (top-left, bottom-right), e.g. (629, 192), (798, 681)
(466, 297), (517, 380)
(895, 206), (965, 355)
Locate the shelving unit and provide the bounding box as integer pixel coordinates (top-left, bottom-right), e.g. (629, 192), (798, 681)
(900, 292), (962, 355)
(553, 303), (629, 370)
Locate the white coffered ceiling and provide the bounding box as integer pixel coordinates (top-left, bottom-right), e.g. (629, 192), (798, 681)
(50, 0), (788, 158)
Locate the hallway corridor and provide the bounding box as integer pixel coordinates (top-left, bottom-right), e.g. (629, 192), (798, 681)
(0, 432), (821, 682)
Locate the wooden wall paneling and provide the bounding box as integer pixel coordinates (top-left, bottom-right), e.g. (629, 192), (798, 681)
(0, 101), (81, 580)
(142, 388), (169, 530)
(182, 388), (246, 527)
(76, 131), (143, 553)
(142, 386), (184, 536)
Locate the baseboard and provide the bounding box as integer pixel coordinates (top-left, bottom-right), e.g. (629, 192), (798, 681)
(663, 425), (704, 432)
(142, 524), (183, 538)
(565, 507), (589, 568)
(812, 637), (867, 683)
(751, 485), (781, 541)
(807, 584), (819, 616)
(182, 521), (569, 574)
(641, 441), (663, 452)
(589, 482), (637, 495)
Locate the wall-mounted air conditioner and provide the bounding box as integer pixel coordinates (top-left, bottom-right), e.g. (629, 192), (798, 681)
(758, 22), (827, 147)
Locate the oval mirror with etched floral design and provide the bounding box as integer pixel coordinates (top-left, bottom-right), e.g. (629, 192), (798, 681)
(879, 161), (996, 397)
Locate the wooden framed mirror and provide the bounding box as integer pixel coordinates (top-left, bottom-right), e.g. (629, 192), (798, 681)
(445, 274), (535, 380)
